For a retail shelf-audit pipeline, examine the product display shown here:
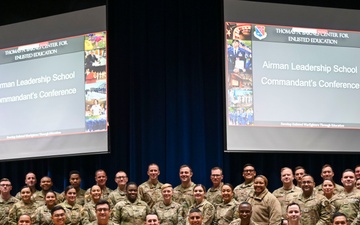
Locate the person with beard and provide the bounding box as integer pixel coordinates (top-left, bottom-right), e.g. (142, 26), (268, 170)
(273, 167), (302, 221)
(286, 174), (331, 225)
(112, 182), (150, 225)
(138, 164), (163, 208)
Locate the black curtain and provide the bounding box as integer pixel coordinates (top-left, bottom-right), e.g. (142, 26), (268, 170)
(1, 0), (360, 195)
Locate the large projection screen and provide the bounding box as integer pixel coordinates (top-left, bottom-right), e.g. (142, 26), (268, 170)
(0, 6), (108, 160)
(224, 0), (360, 152)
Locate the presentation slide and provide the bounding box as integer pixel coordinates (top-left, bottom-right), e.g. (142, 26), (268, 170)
(0, 6), (108, 160)
(224, 0), (360, 152)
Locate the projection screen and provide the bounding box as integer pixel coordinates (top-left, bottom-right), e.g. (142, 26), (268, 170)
(0, 6), (108, 160)
(224, 0), (360, 152)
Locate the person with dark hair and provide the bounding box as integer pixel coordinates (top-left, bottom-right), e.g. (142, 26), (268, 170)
(57, 185), (83, 225)
(173, 165), (196, 215)
(246, 175), (282, 225)
(213, 183), (239, 225)
(112, 182), (150, 224)
(331, 212), (348, 225)
(206, 167), (224, 205)
(32, 191), (58, 225)
(107, 171), (128, 208)
(229, 202), (259, 225)
(65, 171), (86, 206)
(138, 163), (163, 208)
(85, 169), (112, 204)
(286, 174), (331, 225)
(82, 185), (102, 224)
(89, 199), (113, 225)
(8, 186), (38, 225)
(51, 205), (66, 225)
(153, 183), (184, 225)
(286, 203), (301, 225)
(354, 165), (360, 180)
(0, 178), (19, 225)
(273, 167), (302, 219)
(294, 166), (306, 188)
(315, 164), (343, 195)
(187, 184), (214, 225)
(188, 208), (203, 225)
(35, 176), (63, 205)
(234, 164), (256, 202)
(18, 214), (32, 225)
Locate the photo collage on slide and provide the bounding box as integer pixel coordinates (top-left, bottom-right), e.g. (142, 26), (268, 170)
(226, 22), (254, 126)
(84, 32), (107, 132)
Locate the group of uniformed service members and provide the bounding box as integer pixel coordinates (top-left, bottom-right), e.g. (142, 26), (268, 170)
(1, 163), (360, 225)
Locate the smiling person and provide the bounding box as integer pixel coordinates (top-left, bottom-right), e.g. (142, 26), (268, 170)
(107, 171), (128, 208)
(61, 171), (86, 206)
(145, 214), (160, 225)
(246, 175), (282, 225)
(8, 186), (38, 225)
(229, 202), (259, 225)
(188, 208), (203, 225)
(286, 174), (331, 225)
(138, 163), (163, 208)
(333, 169), (360, 224)
(321, 179), (338, 219)
(15, 173), (38, 200)
(286, 203), (301, 225)
(206, 167), (224, 205)
(112, 182), (150, 225)
(213, 183), (239, 225)
(18, 214), (32, 225)
(272, 167), (302, 220)
(32, 191), (58, 225)
(57, 185), (83, 225)
(85, 170), (113, 203)
(234, 164), (256, 202)
(35, 176), (63, 205)
(186, 184), (214, 225)
(315, 164), (343, 195)
(152, 183), (184, 225)
(89, 200), (114, 225)
(81, 185), (102, 224)
(173, 165), (196, 215)
(51, 206), (66, 225)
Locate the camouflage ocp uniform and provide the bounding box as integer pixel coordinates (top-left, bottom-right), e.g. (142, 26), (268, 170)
(233, 182), (253, 202)
(229, 218), (259, 225)
(138, 180), (163, 208)
(31, 205), (53, 225)
(213, 198), (239, 225)
(186, 199), (215, 225)
(8, 200), (38, 225)
(206, 182), (224, 205)
(60, 188), (86, 206)
(81, 200), (97, 224)
(0, 195), (19, 225)
(85, 186), (113, 203)
(287, 192), (331, 225)
(272, 185), (302, 219)
(153, 200), (184, 225)
(173, 182), (196, 217)
(107, 188), (127, 209)
(111, 199), (150, 225)
(314, 183), (344, 196)
(57, 201), (83, 225)
(333, 189), (360, 224)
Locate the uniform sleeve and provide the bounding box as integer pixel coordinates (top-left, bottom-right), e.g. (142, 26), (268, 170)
(30, 208), (40, 225)
(80, 207), (90, 225)
(177, 205), (185, 225)
(315, 198), (331, 225)
(202, 204), (215, 225)
(111, 202), (122, 224)
(268, 196), (282, 225)
(7, 204), (18, 225)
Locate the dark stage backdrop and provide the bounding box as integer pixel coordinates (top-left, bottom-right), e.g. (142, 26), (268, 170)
(0, 0), (360, 194)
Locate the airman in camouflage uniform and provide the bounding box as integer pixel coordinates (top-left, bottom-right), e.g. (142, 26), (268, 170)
(15, 173), (38, 201)
(333, 169), (360, 224)
(287, 174), (331, 225)
(32, 205), (53, 225)
(213, 198), (239, 225)
(84, 169), (113, 203)
(111, 182), (151, 225)
(0, 178), (19, 225)
(153, 183), (184, 225)
(60, 170), (86, 206)
(108, 171), (128, 209)
(272, 167), (302, 219)
(315, 164), (343, 195)
(186, 185), (215, 225)
(173, 165), (196, 215)
(229, 202), (259, 225)
(138, 164), (163, 208)
(35, 176), (63, 205)
(88, 199), (114, 225)
(206, 167), (224, 205)
(57, 201), (83, 225)
(8, 186), (38, 225)
(234, 164), (256, 202)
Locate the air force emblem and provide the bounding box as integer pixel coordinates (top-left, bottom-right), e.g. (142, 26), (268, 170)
(254, 25), (267, 40)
